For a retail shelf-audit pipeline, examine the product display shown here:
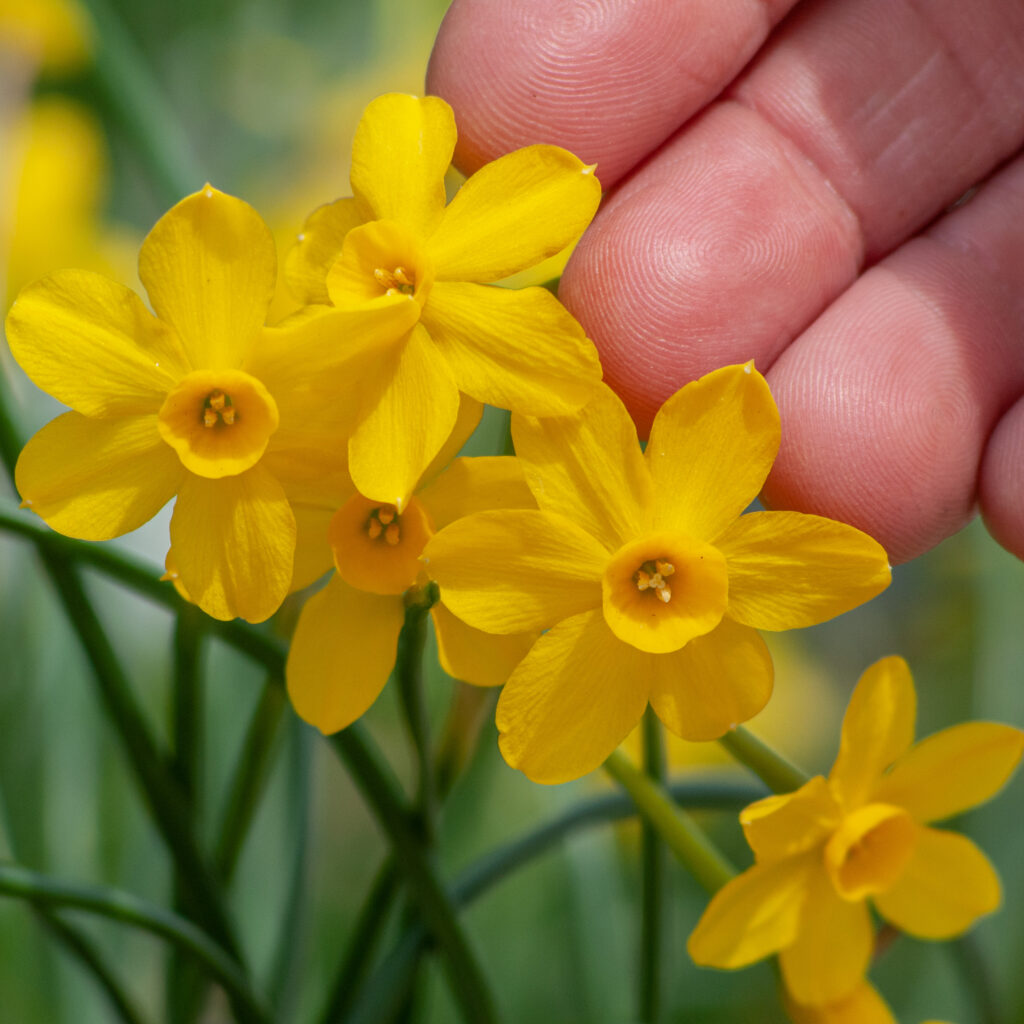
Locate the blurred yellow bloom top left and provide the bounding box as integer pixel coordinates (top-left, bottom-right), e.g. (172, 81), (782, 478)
(6, 185), (417, 622)
(0, 0), (91, 71)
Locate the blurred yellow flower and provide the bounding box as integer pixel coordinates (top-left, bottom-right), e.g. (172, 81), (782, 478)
(0, 0), (91, 72)
(688, 656), (1024, 1007)
(285, 92), (604, 507)
(7, 185), (416, 622)
(286, 412), (537, 733)
(424, 364), (891, 784)
(783, 977), (954, 1024)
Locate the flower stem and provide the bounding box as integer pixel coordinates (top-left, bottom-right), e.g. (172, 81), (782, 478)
(639, 711), (666, 1024)
(717, 726), (809, 794)
(603, 750), (736, 895)
(0, 863), (270, 1024)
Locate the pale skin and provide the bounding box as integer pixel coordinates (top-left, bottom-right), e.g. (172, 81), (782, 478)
(426, 0), (1024, 565)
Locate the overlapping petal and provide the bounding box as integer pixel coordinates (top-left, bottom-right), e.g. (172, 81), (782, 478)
(347, 324), (460, 508)
(830, 656), (916, 811)
(431, 602), (536, 688)
(6, 270), (189, 415)
(873, 722), (1024, 824)
(423, 281), (601, 417)
(873, 826), (1001, 938)
(16, 412), (182, 540)
(645, 364), (778, 541)
(511, 385), (651, 552)
(290, 503), (337, 592)
(284, 197), (366, 305)
(495, 610), (647, 784)
(349, 93), (455, 237)
(170, 465), (295, 622)
(779, 867), (874, 1007)
(687, 853), (815, 969)
(740, 776), (840, 864)
(286, 575), (405, 734)
(426, 145), (601, 282)
(424, 509), (606, 634)
(718, 511), (891, 631)
(784, 982), (897, 1024)
(417, 455), (535, 532)
(647, 617), (773, 741)
(139, 186), (276, 369)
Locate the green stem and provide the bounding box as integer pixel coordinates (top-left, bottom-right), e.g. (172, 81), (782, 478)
(79, 0), (200, 205)
(639, 711), (666, 1024)
(36, 908), (151, 1024)
(951, 934), (1001, 1024)
(329, 727), (500, 1024)
(603, 751), (736, 895)
(349, 775), (762, 1022)
(717, 726), (809, 794)
(0, 863), (269, 1024)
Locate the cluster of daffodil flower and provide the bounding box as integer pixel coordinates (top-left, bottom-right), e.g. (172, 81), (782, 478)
(5, 92), (1023, 1024)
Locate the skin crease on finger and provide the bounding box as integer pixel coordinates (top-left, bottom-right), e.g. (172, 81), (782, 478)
(428, 0), (1024, 562)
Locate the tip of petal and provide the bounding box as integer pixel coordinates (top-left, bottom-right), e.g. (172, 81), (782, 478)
(582, 163), (598, 176)
(743, 361), (754, 374)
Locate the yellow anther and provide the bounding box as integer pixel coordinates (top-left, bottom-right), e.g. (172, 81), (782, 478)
(393, 266), (414, 286)
(634, 558), (675, 604)
(221, 406), (236, 425)
(655, 560), (675, 578)
(373, 268), (388, 284)
(208, 391), (226, 411)
(385, 523), (401, 546)
(203, 409), (218, 428)
(367, 518), (383, 540)
(635, 570), (652, 591)
(377, 508), (395, 525)
(656, 586), (672, 604)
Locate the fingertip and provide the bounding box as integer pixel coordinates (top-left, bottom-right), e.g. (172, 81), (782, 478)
(980, 395), (1024, 561)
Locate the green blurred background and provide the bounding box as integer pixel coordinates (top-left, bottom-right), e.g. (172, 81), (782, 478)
(2, 1), (1024, 1021)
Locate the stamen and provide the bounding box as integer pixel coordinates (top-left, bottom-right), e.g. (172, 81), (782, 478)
(634, 558), (676, 604)
(655, 560), (675, 578)
(657, 586), (672, 604)
(208, 391), (226, 411)
(221, 407), (235, 425)
(377, 508), (395, 525)
(367, 518), (383, 540)
(203, 409), (218, 428)
(373, 265), (417, 297)
(385, 523), (401, 546)
(201, 389), (237, 428)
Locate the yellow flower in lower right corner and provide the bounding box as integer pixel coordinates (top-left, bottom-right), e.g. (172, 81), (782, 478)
(783, 978), (953, 1024)
(688, 655), (1024, 1008)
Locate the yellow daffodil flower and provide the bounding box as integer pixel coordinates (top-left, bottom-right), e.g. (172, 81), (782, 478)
(286, 407), (537, 734)
(7, 185), (417, 622)
(784, 978), (953, 1024)
(285, 92), (604, 507)
(0, 0), (91, 72)
(423, 364), (891, 784)
(688, 655), (1024, 1007)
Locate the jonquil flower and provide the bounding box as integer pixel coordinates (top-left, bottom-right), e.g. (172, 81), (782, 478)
(784, 980), (952, 1024)
(286, 405), (537, 733)
(688, 656), (1024, 1007)
(6, 185), (416, 622)
(424, 364), (891, 783)
(285, 92), (604, 507)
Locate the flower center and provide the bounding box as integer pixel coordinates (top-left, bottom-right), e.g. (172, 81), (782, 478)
(602, 533), (728, 654)
(158, 369), (279, 479)
(824, 803), (917, 901)
(372, 265), (416, 297)
(330, 493), (433, 596)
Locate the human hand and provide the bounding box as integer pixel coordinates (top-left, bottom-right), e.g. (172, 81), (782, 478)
(426, 0), (1024, 564)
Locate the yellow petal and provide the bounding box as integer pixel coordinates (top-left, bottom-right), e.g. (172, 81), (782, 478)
(431, 602), (536, 688)
(829, 656), (916, 811)
(687, 854), (815, 969)
(780, 866), (874, 1007)
(349, 93), (455, 238)
(511, 384), (652, 551)
(139, 186), (276, 369)
(6, 271), (189, 416)
(417, 455), (535, 532)
(495, 609), (647, 784)
(16, 412), (182, 540)
(347, 323), (460, 508)
(645, 364), (779, 541)
(423, 281), (602, 416)
(718, 511), (891, 630)
(740, 776), (840, 864)
(873, 826), (1001, 938)
(648, 617), (773, 741)
(873, 722), (1024, 823)
(170, 464), (295, 622)
(784, 981), (897, 1024)
(287, 575), (405, 733)
(291, 503), (336, 592)
(285, 197), (365, 304)
(824, 804), (916, 901)
(417, 394), (484, 490)
(423, 509), (606, 633)
(426, 145), (601, 282)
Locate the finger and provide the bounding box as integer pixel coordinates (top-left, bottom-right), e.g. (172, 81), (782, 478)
(980, 397), (1024, 561)
(426, 0), (799, 187)
(762, 152), (1024, 564)
(560, 0), (1024, 432)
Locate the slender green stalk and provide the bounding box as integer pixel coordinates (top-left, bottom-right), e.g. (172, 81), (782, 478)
(79, 0), (200, 205)
(717, 726), (809, 794)
(951, 935), (1001, 1024)
(36, 908), (151, 1024)
(0, 863), (269, 1024)
(330, 727), (500, 1024)
(639, 711), (666, 1024)
(604, 751), (736, 895)
(350, 775), (763, 1021)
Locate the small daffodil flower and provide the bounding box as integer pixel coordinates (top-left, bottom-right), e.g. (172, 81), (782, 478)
(424, 364), (891, 784)
(783, 978), (953, 1024)
(286, 92), (604, 507)
(688, 656), (1024, 1007)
